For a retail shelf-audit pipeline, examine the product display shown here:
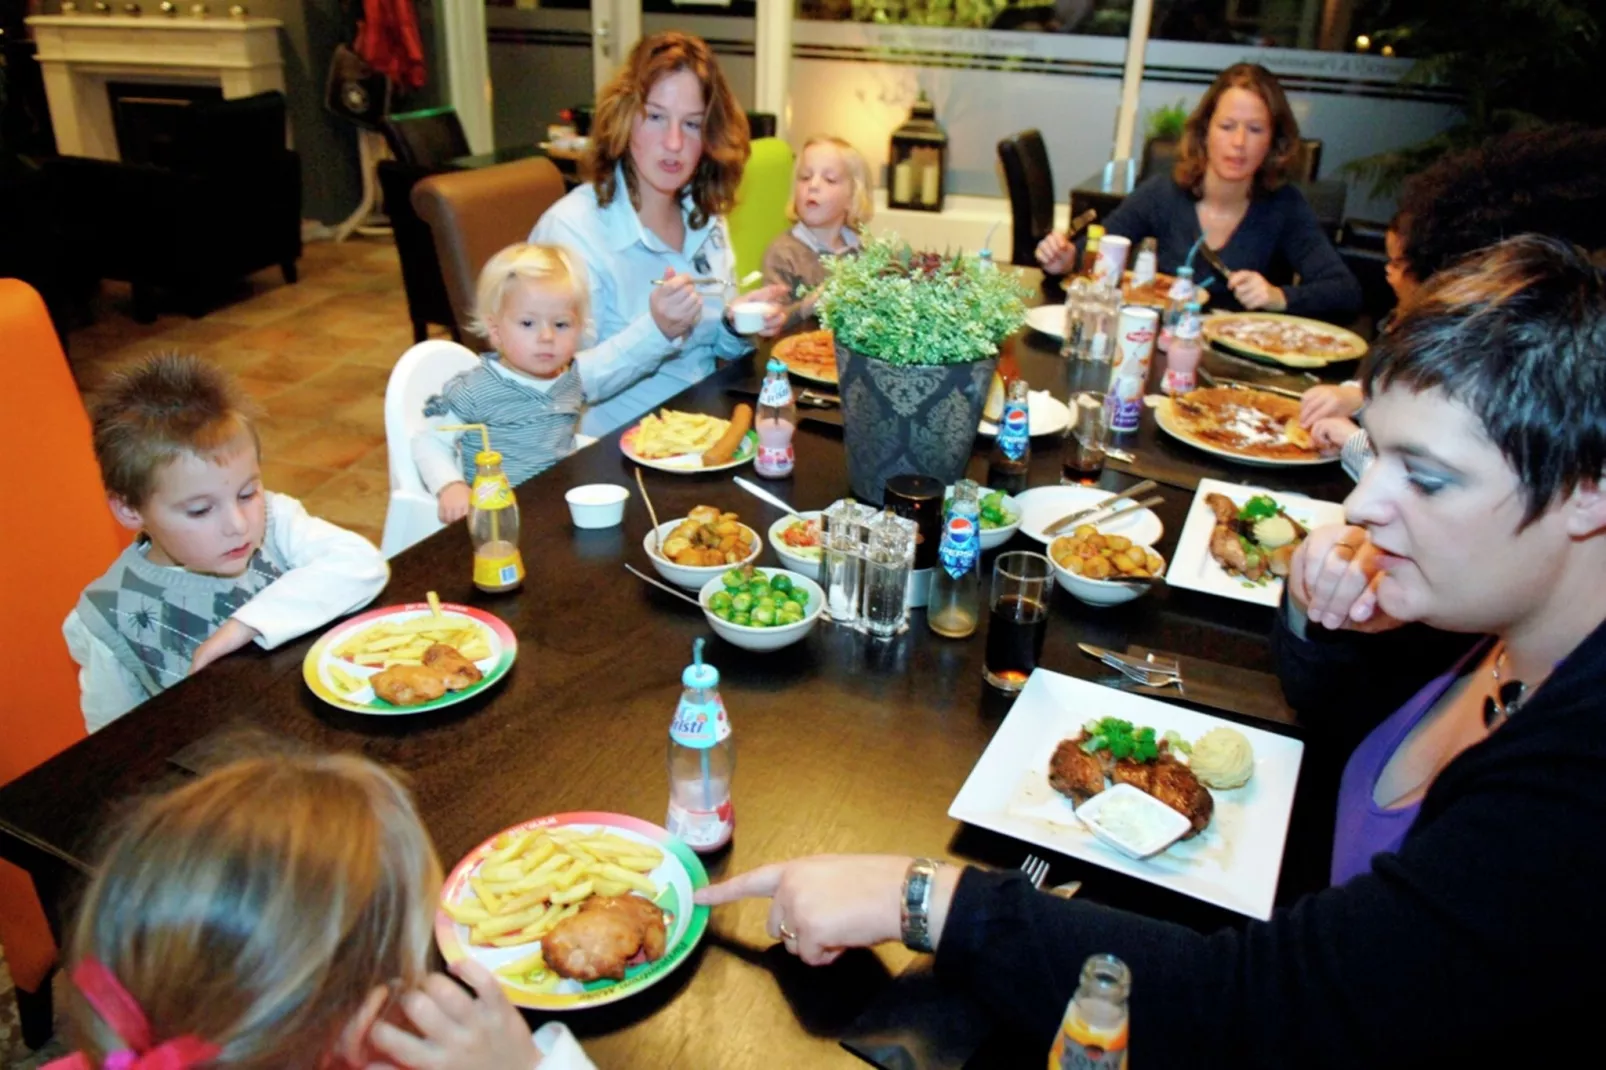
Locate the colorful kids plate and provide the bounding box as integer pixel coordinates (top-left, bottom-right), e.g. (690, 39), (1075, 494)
(620, 422), (757, 473)
(435, 812), (711, 1011)
(302, 602), (516, 715)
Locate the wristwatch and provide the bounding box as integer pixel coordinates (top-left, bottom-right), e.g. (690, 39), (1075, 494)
(900, 857), (941, 953)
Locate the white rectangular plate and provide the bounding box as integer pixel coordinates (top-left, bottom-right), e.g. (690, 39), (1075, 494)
(948, 669), (1305, 919)
(1167, 478), (1347, 608)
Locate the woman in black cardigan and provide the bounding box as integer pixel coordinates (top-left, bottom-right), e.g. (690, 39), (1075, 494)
(697, 236), (1606, 1067)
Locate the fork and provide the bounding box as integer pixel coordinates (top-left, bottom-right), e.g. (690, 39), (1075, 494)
(1109, 661), (1183, 689)
(1020, 854), (1082, 899)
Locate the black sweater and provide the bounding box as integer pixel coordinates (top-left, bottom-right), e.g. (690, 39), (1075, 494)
(936, 615), (1606, 1067)
(1094, 175), (1362, 321)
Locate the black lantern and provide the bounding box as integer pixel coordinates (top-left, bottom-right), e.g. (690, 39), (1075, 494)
(887, 92), (947, 213)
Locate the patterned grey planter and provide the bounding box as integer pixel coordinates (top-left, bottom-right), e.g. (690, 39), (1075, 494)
(834, 341), (997, 504)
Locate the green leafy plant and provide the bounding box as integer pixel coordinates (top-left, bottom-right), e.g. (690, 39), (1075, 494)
(1343, 0), (1603, 197)
(1144, 100), (1189, 143)
(848, 0), (1014, 29)
(817, 232), (1028, 367)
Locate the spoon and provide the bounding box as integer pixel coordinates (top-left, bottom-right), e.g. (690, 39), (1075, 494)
(624, 564), (703, 609)
(634, 467), (663, 551)
(732, 476), (803, 518)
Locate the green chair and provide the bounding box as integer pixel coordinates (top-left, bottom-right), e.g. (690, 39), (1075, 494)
(728, 137), (795, 284)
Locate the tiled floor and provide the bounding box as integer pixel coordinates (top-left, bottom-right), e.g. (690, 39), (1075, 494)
(0, 236), (416, 1066)
(58, 236), (430, 548)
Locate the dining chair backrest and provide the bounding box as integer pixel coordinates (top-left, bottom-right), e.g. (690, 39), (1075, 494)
(380, 107), (472, 169)
(1292, 138), (1323, 183)
(997, 129), (1056, 267)
(411, 156), (569, 339)
(728, 137), (796, 283)
(380, 339), (482, 557)
(0, 278), (129, 996)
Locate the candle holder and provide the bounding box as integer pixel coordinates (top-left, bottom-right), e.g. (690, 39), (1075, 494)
(91, 1), (112, 13)
(189, 2), (208, 16)
(228, 3), (246, 16)
(122, 2), (141, 14)
(60, 0), (79, 12)
(887, 92), (948, 214)
(159, 1), (178, 14)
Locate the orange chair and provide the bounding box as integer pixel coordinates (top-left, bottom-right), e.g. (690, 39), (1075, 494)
(0, 279), (130, 1045)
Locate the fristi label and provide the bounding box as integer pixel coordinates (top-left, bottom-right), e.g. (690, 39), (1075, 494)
(670, 696), (731, 749)
(472, 475), (514, 510)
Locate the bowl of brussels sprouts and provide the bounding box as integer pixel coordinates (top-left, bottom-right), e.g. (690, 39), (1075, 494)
(699, 566), (825, 652)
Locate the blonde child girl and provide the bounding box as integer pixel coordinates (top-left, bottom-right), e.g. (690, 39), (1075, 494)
(46, 754), (592, 1070)
(413, 243), (590, 524)
(761, 136), (873, 333)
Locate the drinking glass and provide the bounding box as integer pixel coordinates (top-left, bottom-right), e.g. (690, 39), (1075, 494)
(1062, 392), (1108, 484)
(984, 551), (1053, 692)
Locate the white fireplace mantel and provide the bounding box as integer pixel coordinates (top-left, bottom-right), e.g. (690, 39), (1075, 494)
(25, 14), (286, 160)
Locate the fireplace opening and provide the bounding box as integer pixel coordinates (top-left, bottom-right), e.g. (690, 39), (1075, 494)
(107, 82), (224, 167)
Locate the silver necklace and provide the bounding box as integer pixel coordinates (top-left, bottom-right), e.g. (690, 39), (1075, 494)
(1483, 645), (1529, 729)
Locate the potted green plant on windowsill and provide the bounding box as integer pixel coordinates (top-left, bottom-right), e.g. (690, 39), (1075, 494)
(817, 232), (1028, 501)
(1140, 99), (1189, 180)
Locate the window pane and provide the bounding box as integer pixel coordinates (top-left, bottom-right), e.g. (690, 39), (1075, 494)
(1150, 0), (1431, 53)
(798, 0), (1131, 37)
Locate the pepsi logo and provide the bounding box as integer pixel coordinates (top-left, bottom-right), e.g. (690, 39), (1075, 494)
(947, 516), (975, 538)
(1004, 409), (1029, 432)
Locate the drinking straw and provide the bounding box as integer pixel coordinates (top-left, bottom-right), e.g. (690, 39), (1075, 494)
(441, 424), (498, 541)
(692, 637), (713, 811)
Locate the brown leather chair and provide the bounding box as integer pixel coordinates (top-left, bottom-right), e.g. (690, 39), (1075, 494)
(411, 156), (569, 339)
(997, 129), (1056, 267)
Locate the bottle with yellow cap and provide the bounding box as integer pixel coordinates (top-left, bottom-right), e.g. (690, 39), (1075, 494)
(442, 424), (525, 593)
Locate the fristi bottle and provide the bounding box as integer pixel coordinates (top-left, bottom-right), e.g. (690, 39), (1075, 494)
(445, 424), (526, 594)
(667, 638), (735, 853)
(1048, 954), (1130, 1069)
(754, 357), (797, 479)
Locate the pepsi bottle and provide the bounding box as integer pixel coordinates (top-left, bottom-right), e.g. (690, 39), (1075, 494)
(987, 377), (1032, 495)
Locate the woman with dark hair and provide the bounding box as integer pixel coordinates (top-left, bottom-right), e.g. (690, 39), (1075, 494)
(1038, 63), (1360, 319)
(699, 236), (1606, 1065)
(531, 32), (787, 435)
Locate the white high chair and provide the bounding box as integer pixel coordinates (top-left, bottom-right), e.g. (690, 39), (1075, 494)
(380, 339), (481, 557)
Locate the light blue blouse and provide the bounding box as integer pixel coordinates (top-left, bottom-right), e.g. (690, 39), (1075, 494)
(529, 169), (754, 436)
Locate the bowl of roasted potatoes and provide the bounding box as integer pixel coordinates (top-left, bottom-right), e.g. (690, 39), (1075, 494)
(1049, 525), (1166, 607)
(644, 505), (764, 589)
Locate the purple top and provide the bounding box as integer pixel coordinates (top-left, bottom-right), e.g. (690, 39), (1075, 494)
(1330, 640), (1492, 886)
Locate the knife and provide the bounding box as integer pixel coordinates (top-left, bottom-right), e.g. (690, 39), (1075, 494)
(1197, 243), (1232, 282)
(798, 390), (840, 408)
(1078, 643), (1180, 678)
(1043, 480), (1158, 536)
(1196, 368), (1307, 401)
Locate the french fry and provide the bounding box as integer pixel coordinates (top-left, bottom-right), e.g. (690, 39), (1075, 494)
(427, 590), (443, 617)
(495, 949), (548, 980)
(446, 827), (662, 947)
(327, 662), (366, 695)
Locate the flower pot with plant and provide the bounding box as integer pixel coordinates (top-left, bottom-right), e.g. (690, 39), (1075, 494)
(817, 234), (1028, 502)
(1141, 99), (1190, 180)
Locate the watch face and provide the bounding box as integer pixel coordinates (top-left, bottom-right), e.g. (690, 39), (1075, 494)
(344, 83), (370, 113)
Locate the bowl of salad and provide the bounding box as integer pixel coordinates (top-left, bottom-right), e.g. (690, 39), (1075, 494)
(944, 487), (1021, 551)
(768, 511), (824, 576)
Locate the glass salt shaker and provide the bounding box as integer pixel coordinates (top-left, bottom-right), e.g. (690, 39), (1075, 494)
(822, 500), (866, 625)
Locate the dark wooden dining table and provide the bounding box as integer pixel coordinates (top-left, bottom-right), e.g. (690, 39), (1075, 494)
(0, 273), (1359, 1067)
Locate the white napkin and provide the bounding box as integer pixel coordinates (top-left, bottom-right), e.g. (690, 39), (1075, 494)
(533, 1022), (597, 1069)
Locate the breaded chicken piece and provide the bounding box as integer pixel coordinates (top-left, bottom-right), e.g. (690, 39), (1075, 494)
(543, 894), (668, 982)
(421, 643), (482, 690)
(1205, 492), (1239, 526)
(370, 664), (447, 706)
(1048, 738), (1106, 804)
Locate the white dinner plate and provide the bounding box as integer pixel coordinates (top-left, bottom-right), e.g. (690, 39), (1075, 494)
(1153, 397), (1337, 469)
(1166, 478), (1346, 608)
(948, 668), (1305, 919)
(1012, 484), (1164, 547)
(978, 391), (1072, 438)
(1025, 304), (1068, 339)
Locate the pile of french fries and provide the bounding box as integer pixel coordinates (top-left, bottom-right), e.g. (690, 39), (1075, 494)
(444, 826), (664, 969)
(326, 592), (490, 695)
(632, 409), (729, 459)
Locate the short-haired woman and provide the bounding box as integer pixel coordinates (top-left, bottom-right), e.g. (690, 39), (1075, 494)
(697, 236), (1606, 1065)
(1038, 63), (1361, 319)
(531, 32), (788, 435)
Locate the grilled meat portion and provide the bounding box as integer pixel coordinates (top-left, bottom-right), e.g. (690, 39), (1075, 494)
(1048, 738), (1106, 804)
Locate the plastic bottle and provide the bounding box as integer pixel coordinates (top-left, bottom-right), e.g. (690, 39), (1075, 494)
(667, 637), (735, 853)
(754, 358), (797, 479)
(1079, 225), (1105, 280)
(987, 377), (1032, 495)
(1047, 955), (1130, 1069)
(1157, 264), (1196, 353)
(1163, 301), (1203, 396)
(1131, 237), (1158, 288)
(928, 479), (982, 639)
(445, 424), (526, 594)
